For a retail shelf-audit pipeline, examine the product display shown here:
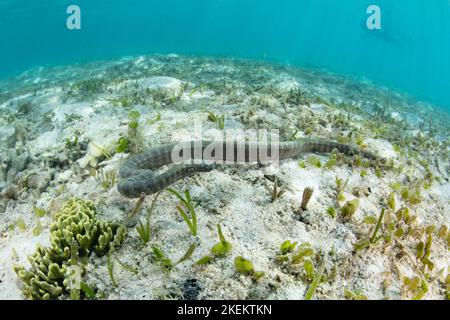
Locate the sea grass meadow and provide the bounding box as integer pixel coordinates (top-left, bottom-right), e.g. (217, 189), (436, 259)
(0, 1), (449, 301)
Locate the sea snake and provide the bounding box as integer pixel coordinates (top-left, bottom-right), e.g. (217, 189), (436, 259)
(117, 138), (380, 198)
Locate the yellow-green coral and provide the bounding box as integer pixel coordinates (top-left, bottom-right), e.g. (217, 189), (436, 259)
(14, 198), (126, 300)
(50, 198), (125, 257)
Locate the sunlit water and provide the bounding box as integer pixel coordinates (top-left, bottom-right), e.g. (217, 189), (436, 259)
(0, 0), (449, 109)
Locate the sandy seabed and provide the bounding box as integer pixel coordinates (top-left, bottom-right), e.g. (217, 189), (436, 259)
(0, 54), (448, 300)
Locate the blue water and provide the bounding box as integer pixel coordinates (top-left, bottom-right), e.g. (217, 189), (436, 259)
(0, 0), (449, 109)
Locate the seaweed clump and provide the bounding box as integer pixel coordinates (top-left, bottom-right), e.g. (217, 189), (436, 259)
(14, 198), (126, 300)
(341, 199), (360, 220)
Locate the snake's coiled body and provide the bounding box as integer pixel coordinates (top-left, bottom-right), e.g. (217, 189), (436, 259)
(118, 138), (379, 198)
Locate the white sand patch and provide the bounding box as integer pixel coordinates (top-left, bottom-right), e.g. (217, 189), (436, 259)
(30, 129), (60, 155)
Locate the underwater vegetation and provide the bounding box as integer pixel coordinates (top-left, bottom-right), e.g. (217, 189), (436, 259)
(207, 111), (225, 130)
(275, 240), (330, 300)
(152, 244), (197, 272)
(167, 188), (198, 237)
(196, 225), (232, 265)
(352, 191), (449, 300)
(0, 55), (448, 300)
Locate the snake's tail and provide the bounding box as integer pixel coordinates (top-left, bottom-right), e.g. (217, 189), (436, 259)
(299, 138), (380, 160)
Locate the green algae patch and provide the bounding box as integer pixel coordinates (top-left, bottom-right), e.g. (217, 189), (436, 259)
(196, 225), (232, 265)
(340, 199), (360, 219)
(234, 256), (255, 274)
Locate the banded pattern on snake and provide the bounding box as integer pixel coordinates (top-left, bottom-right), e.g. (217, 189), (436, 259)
(117, 138), (380, 198)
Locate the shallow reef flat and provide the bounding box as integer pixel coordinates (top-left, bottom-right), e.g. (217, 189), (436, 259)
(0, 54), (449, 300)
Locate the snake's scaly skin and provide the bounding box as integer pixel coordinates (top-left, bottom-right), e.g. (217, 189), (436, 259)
(118, 138), (379, 198)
